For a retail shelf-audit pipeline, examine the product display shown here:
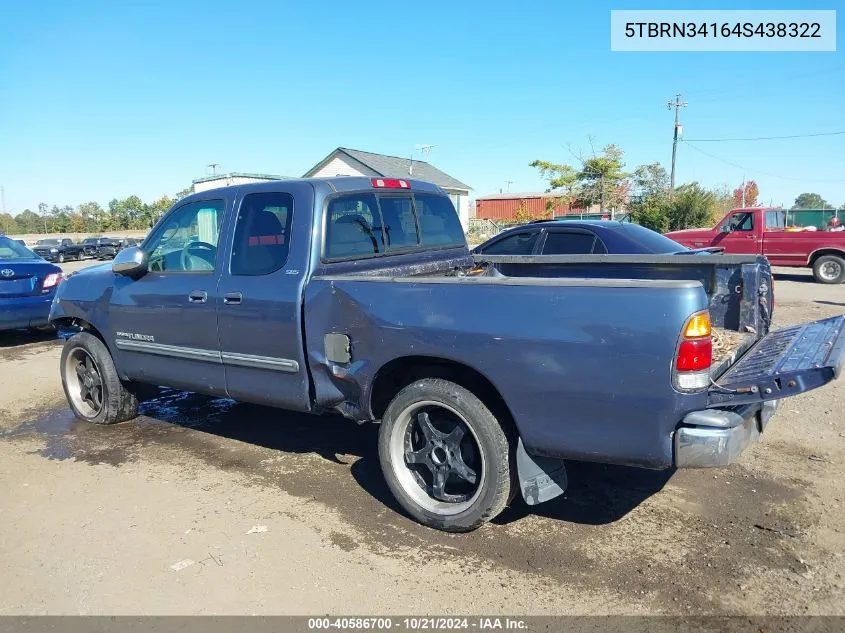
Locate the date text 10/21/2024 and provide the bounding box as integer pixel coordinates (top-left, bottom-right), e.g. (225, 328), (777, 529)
(307, 618), (528, 630)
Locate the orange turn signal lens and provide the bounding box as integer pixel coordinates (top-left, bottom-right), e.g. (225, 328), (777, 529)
(683, 312), (711, 339)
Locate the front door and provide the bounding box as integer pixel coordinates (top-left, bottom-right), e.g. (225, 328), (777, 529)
(713, 211), (761, 255)
(216, 185), (313, 410)
(109, 196), (229, 394)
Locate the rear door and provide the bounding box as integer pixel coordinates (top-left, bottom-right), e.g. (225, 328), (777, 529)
(709, 315), (845, 406)
(216, 183), (313, 410)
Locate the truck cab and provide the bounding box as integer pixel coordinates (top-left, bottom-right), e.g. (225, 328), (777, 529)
(666, 207), (845, 283)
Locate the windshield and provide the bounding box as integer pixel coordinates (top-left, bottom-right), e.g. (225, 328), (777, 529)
(0, 236), (38, 260)
(620, 223), (688, 253)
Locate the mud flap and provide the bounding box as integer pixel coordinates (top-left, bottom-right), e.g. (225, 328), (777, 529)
(709, 315), (845, 406)
(516, 438), (567, 506)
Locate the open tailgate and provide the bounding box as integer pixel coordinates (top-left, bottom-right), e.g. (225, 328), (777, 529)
(708, 315), (845, 406)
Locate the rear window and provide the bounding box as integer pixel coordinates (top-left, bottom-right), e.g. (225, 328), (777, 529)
(413, 194), (465, 247)
(324, 192), (464, 260)
(620, 223), (686, 254)
(0, 236), (36, 259)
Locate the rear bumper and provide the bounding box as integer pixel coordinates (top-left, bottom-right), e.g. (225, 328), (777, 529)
(674, 400), (778, 468)
(0, 294), (54, 331)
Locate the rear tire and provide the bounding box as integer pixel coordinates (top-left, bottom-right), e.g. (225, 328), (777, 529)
(60, 331), (138, 424)
(378, 378), (514, 532)
(813, 255), (845, 284)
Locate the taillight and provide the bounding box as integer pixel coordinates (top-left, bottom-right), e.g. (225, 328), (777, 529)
(42, 273), (62, 289)
(371, 178), (411, 189)
(674, 310), (712, 391)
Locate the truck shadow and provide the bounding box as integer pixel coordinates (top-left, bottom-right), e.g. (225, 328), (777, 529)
(133, 389), (672, 527)
(0, 328), (58, 349)
(772, 272), (814, 283)
(815, 300), (845, 307)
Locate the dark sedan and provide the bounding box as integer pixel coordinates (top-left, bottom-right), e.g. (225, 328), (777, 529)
(473, 219), (713, 256)
(0, 236), (63, 331)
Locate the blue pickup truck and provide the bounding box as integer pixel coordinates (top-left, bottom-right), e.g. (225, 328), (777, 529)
(50, 177), (845, 532)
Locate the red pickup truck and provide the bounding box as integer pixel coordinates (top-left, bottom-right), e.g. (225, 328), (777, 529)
(666, 208), (845, 284)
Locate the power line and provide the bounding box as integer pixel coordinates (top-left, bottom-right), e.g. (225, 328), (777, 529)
(680, 140), (845, 183)
(684, 130), (845, 142)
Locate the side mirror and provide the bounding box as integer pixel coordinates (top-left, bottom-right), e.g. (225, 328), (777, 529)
(112, 246), (148, 277)
(719, 223), (731, 233)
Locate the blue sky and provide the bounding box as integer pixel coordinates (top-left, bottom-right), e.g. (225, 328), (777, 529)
(1, 0), (843, 213)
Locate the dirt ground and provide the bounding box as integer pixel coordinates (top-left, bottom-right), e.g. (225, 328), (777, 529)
(0, 264), (843, 615)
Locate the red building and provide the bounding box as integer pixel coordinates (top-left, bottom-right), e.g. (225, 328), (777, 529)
(474, 192), (602, 222)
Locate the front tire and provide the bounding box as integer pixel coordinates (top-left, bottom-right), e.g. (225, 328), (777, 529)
(60, 331), (138, 424)
(813, 255), (845, 284)
(57, 252), (65, 263)
(378, 378), (514, 532)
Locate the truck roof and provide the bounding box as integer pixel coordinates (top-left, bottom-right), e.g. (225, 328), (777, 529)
(180, 176), (447, 204)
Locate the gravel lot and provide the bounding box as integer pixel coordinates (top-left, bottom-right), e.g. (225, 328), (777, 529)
(0, 262), (843, 615)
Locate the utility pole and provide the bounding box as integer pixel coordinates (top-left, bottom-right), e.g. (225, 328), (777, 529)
(741, 176), (746, 207)
(505, 180), (514, 192)
(667, 94), (688, 196)
(207, 163), (220, 176)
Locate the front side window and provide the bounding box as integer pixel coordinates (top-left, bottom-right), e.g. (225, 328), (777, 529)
(231, 192), (293, 276)
(480, 231), (538, 255)
(729, 212), (754, 232)
(147, 199), (224, 273)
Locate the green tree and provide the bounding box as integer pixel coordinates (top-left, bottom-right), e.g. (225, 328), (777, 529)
(0, 212), (18, 234)
(666, 183), (716, 230)
(37, 202), (49, 233)
(575, 145), (629, 213)
(792, 192), (832, 209)
(627, 162), (670, 232)
(631, 162), (669, 200)
(15, 209), (43, 233)
(77, 201), (105, 233)
(145, 196), (174, 228)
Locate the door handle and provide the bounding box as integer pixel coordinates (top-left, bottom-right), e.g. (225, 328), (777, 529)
(223, 292), (243, 305)
(188, 290), (207, 303)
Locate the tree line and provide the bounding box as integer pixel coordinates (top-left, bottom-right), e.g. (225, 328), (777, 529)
(529, 144), (843, 232)
(0, 194), (180, 236)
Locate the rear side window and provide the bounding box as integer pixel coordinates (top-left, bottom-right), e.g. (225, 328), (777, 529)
(541, 231), (598, 255)
(765, 210), (785, 230)
(481, 231), (538, 255)
(230, 192), (293, 275)
(414, 194), (465, 247)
